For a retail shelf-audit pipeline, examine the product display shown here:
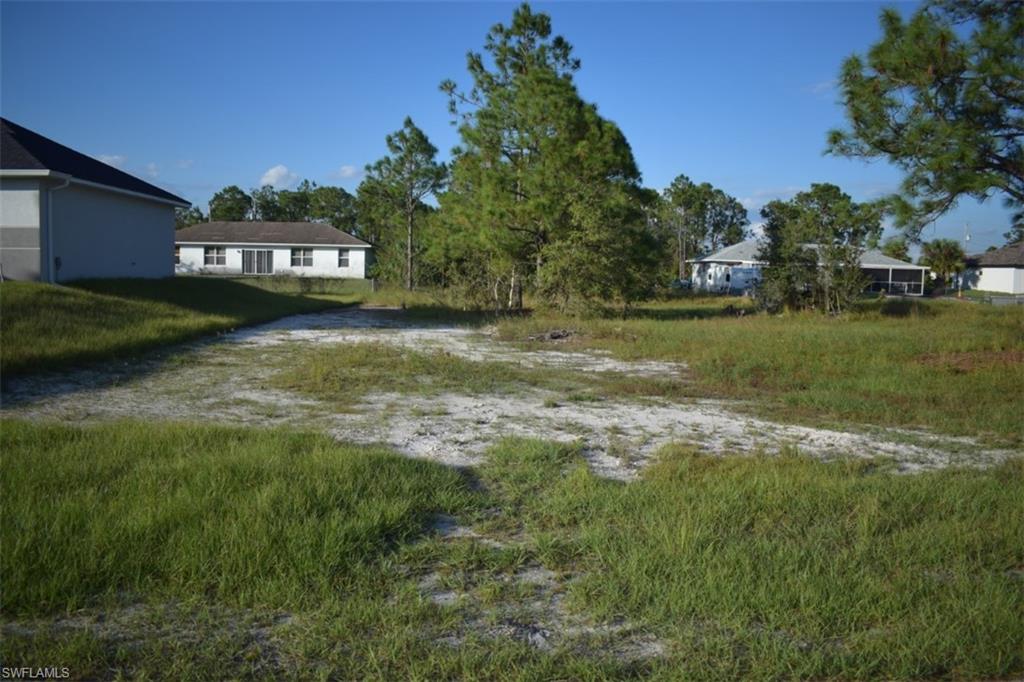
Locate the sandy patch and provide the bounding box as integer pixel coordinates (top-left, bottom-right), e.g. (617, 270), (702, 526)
(2, 307), (1017, 478)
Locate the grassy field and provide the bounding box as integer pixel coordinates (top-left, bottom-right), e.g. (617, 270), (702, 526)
(1, 420), (1021, 679)
(0, 277), (361, 376)
(495, 298), (1024, 446)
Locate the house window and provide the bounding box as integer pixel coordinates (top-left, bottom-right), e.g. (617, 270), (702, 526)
(174, 246), (180, 265)
(291, 248), (313, 267)
(338, 249), (350, 268)
(204, 246), (226, 266)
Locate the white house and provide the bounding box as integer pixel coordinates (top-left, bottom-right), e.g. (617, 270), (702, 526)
(690, 239), (928, 295)
(175, 221), (373, 278)
(0, 118), (189, 282)
(963, 243), (1024, 294)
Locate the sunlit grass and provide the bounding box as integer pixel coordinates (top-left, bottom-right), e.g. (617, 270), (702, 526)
(496, 298), (1024, 445)
(2, 422), (1021, 679)
(482, 438), (1024, 680)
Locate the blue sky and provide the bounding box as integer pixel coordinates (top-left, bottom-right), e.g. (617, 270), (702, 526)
(1, 1), (1014, 250)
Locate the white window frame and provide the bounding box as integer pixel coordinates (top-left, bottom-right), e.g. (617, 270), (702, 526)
(338, 249), (350, 268)
(204, 246), (226, 266)
(291, 248), (313, 267)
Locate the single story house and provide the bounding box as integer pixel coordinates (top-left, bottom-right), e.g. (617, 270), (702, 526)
(962, 242), (1024, 294)
(690, 239), (928, 296)
(0, 118), (189, 282)
(175, 221), (373, 278)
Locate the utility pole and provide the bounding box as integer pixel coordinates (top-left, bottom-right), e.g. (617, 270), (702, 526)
(958, 224), (971, 298)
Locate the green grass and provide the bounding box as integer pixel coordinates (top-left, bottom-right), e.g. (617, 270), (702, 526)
(271, 341), (688, 408)
(496, 298), (1024, 446)
(3, 421), (1021, 679)
(228, 275), (371, 297)
(0, 420), (476, 616)
(0, 278), (360, 376)
(272, 342), (564, 407)
(481, 438), (1024, 680)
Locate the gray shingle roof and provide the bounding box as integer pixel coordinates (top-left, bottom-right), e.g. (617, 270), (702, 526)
(1, 118), (188, 205)
(176, 221), (371, 247)
(967, 242), (1024, 267)
(695, 239), (924, 269)
(693, 239), (763, 263)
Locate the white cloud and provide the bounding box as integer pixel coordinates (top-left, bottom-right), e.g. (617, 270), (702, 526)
(144, 162), (159, 178)
(98, 154), (126, 168)
(176, 159), (194, 170)
(806, 79), (836, 96)
(259, 164), (298, 189)
(739, 186), (803, 212)
(747, 221), (766, 238)
(337, 164), (360, 179)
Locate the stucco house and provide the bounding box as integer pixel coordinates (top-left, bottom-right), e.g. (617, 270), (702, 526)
(175, 221), (372, 278)
(690, 239), (928, 295)
(963, 242), (1024, 294)
(0, 118), (189, 282)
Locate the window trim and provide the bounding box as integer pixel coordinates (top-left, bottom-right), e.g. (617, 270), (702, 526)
(174, 246), (180, 265)
(338, 249), (350, 268)
(204, 246), (226, 266)
(291, 248), (313, 267)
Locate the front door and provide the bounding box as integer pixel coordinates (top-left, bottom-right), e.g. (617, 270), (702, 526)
(242, 249), (274, 275)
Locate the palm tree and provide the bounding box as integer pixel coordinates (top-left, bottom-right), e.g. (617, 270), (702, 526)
(919, 239), (966, 290)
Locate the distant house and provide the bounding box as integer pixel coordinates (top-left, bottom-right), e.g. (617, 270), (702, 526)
(0, 118), (189, 282)
(175, 221), (373, 278)
(690, 239), (928, 296)
(963, 243), (1024, 294)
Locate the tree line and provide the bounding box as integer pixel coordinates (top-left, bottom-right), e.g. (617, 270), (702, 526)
(176, 4), (751, 311)
(177, 0), (1020, 313)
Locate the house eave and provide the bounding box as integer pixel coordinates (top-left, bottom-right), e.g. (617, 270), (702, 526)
(1, 169), (189, 208)
(0, 169), (70, 180)
(175, 241), (372, 249)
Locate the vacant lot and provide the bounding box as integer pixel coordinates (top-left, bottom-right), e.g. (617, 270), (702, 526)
(1, 290), (1022, 679)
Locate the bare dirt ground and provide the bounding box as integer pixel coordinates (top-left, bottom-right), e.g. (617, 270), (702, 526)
(2, 306), (1016, 478)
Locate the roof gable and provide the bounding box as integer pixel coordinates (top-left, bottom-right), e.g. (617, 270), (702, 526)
(175, 221), (371, 247)
(1, 118), (188, 206)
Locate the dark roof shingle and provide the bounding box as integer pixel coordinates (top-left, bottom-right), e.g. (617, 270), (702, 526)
(175, 221), (371, 247)
(1, 118), (188, 205)
(967, 242), (1024, 267)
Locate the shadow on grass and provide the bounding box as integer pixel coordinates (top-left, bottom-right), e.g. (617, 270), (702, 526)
(73, 277), (338, 318)
(0, 287), (498, 406)
(868, 298), (938, 318)
(624, 305), (754, 321)
(401, 304), (509, 327)
(1, 277), (354, 385)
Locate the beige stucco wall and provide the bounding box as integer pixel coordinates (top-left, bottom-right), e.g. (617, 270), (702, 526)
(0, 177), (43, 280)
(50, 183), (175, 282)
